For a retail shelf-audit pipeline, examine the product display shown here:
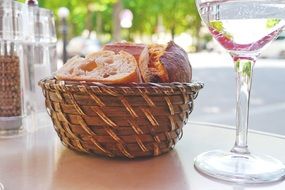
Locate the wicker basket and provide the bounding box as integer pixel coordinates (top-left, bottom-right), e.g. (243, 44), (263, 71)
(39, 78), (203, 158)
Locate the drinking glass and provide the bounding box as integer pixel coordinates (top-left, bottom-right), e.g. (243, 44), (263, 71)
(33, 8), (57, 111)
(23, 7), (57, 113)
(194, 0), (285, 184)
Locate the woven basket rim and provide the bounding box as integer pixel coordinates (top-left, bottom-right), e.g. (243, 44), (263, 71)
(39, 77), (204, 90)
(39, 77), (203, 97)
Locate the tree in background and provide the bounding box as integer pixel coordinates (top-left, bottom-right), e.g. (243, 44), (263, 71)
(123, 0), (201, 44)
(18, 0), (202, 49)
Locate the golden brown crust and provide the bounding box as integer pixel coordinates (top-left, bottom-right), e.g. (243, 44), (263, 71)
(148, 41), (192, 83)
(148, 44), (169, 82)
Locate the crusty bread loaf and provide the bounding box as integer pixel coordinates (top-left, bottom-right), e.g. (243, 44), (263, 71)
(55, 41), (192, 84)
(148, 41), (192, 83)
(55, 50), (142, 84)
(103, 43), (151, 82)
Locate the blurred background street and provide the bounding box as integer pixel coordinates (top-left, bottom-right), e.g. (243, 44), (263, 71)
(190, 53), (285, 135)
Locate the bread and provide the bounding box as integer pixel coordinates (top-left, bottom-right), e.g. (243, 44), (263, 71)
(148, 44), (169, 82)
(103, 43), (151, 82)
(148, 41), (192, 83)
(55, 41), (192, 84)
(55, 50), (142, 84)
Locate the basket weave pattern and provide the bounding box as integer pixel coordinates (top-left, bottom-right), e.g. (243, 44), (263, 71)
(39, 78), (203, 158)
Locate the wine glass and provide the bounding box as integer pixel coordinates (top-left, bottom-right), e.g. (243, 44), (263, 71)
(194, 0), (285, 184)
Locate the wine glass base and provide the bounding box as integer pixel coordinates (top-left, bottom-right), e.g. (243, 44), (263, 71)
(194, 150), (285, 184)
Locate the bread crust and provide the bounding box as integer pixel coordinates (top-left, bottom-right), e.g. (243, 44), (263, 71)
(160, 41), (192, 83)
(148, 41), (192, 83)
(148, 44), (169, 82)
(55, 50), (141, 84)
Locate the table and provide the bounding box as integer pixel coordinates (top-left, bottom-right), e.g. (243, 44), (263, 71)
(0, 116), (285, 190)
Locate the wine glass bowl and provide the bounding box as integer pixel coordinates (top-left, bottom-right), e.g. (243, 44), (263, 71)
(194, 0), (285, 184)
(199, 0), (285, 54)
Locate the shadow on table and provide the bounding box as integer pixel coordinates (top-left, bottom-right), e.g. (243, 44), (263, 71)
(51, 149), (191, 190)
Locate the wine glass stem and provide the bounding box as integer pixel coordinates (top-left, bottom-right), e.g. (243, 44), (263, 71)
(231, 55), (255, 154)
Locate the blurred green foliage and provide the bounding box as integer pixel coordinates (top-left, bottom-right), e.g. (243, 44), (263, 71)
(124, 0), (201, 38)
(18, 0), (201, 42)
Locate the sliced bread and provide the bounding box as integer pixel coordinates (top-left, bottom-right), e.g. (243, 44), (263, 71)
(55, 50), (142, 84)
(103, 43), (151, 82)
